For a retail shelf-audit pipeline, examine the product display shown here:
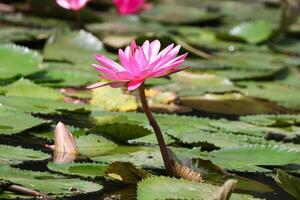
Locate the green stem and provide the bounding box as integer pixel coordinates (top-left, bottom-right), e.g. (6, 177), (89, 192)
(138, 84), (175, 177)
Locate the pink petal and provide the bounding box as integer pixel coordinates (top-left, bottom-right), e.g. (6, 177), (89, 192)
(127, 80), (144, 91)
(95, 54), (123, 71)
(114, 0), (145, 16)
(154, 52), (187, 71)
(150, 40), (161, 58)
(56, 0), (89, 10)
(87, 81), (125, 89)
(141, 40), (150, 60)
(118, 49), (131, 69)
(92, 64), (116, 74)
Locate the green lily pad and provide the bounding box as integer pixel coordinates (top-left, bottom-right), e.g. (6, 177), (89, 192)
(0, 96), (83, 114)
(0, 145), (49, 164)
(227, 20), (274, 44)
(137, 176), (262, 200)
(141, 4), (221, 25)
(90, 86), (137, 112)
(76, 134), (118, 157)
(2, 78), (64, 100)
(44, 29), (104, 65)
(239, 81), (300, 110)
(240, 114), (300, 127)
(0, 164), (102, 197)
(0, 106), (46, 135)
(47, 162), (108, 178)
(0, 44), (42, 80)
(203, 145), (300, 172)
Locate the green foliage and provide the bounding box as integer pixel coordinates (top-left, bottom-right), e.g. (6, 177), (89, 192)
(0, 164), (102, 197)
(90, 86), (137, 112)
(0, 145), (49, 164)
(275, 169), (300, 200)
(0, 44), (42, 80)
(227, 20), (274, 44)
(141, 4), (221, 25)
(203, 145), (300, 172)
(76, 134), (118, 157)
(239, 81), (300, 110)
(0, 96), (83, 114)
(2, 78), (64, 100)
(44, 30), (104, 65)
(137, 176), (261, 200)
(0, 106), (45, 135)
(240, 114), (300, 127)
(47, 162), (108, 178)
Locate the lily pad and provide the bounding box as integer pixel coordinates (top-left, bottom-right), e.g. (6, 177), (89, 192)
(0, 164), (102, 197)
(0, 106), (46, 135)
(203, 145), (300, 172)
(2, 78), (64, 100)
(0, 44), (42, 80)
(0, 145), (49, 164)
(0, 96), (83, 114)
(44, 29), (104, 65)
(47, 162), (108, 178)
(137, 176), (261, 200)
(90, 86), (137, 112)
(141, 4), (221, 25)
(76, 134), (118, 157)
(227, 20), (274, 44)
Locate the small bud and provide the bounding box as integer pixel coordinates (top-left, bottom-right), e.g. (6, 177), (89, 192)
(54, 122), (78, 154)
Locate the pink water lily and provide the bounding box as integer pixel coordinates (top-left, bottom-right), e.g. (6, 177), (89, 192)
(113, 0), (149, 16)
(56, 0), (90, 11)
(89, 40), (188, 91)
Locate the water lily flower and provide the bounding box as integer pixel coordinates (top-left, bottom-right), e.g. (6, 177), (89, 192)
(88, 40), (188, 91)
(113, 0), (150, 16)
(89, 40), (188, 177)
(56, 0), (90, 11)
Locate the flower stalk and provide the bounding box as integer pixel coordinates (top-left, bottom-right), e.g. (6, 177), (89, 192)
(138, 84), (175, 177)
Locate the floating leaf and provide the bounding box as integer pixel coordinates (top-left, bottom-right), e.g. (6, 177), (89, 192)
(0, 44), (42, 80)
(239, 81), (300, 110)
(44, 30), (104, 65)
(0, 164), (102, 197)
(43, 62), (98, 87)
(137, 176), (261, 200)
(203, 145), (300, 172)
(141, 4), (221, 25)
(0, 145), (49, 165)
(90, 86), (137, 112)
(240, 114), (300, 127)
(47, 162), (108, 178)
(91, 146), (201, 169)
(0, 96), (83, 114)
(76, 134), (118, 157)
(0, 106), (46, 135)
(2, 78), (64, 100)
(106, 162), (152, 184)
(227, 20), (274, 44)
